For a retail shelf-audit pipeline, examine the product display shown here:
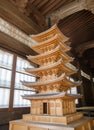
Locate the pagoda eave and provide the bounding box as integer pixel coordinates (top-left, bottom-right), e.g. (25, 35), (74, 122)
(31, 24), (69, 42)
(24, 70), (75, 79)
(28, 45), (60, 60)
(25, 59), (77, 77)
(27, 47), (73, 65)
(60, 53), (74, 63)
(22, 75), (81, 90)
(31, 34), (70, 54)
(22, 92), (82, 100)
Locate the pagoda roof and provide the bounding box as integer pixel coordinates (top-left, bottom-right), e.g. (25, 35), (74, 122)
(22, 92), (82, 100)
(25, 59), (77, 77)
(21, 74), (81, 91)
(27, 46), (73, 65)
(31, 34), (70, 53)
(31, 24), (68, 42)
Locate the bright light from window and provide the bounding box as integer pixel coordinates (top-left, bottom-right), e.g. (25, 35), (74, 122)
(13, 56), (36, 107)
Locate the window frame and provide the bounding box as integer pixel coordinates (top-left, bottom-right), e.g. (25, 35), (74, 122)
(0, 47), (36, 111)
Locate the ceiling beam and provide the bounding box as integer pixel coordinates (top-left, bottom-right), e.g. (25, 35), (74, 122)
(29, 0), (35, 4)
(37, 0), (49, 8)
(26, 2), (47, 29)
(41, 0), (61, 15)
(45, 0), (74, 15)
(0, 0), (43, 34)
(32, 0), (42, 7)
(0, 31), (37, 57)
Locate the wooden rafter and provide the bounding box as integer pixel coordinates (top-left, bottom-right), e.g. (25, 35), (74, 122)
(32, 0), (42, 7)
(0, 0), (43, 34)
(46, 0), (74, 15)
(37, 0), (49, 9)
(42, 0), (61, 15)
(40, 0), (58, 15)
(26, 2), (47, 28)
(40, 0), (74, 15)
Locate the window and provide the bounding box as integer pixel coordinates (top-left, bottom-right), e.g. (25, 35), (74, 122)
(0, 50), (13, 108)
(67, 77), (79, 104)
(13, 57), (35, 107)
(0, 49), (36, 109)
(67, 87), (78, 104)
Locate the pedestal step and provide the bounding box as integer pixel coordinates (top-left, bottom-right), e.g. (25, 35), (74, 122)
(23, 112), (83, 125)
(9, 117), (94, 130)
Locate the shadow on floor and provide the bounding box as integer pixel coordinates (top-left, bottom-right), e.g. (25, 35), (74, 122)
(0, 124), (9, 130)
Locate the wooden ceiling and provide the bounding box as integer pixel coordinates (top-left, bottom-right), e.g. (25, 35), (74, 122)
(10, 0), (75, 28)
(27, 0), (75, 15)
(58, 10), (94, 47)
(11, 0), (75, 15)
(58, 9), (94, 75)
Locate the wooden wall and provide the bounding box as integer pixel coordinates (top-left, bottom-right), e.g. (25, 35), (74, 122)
(0, 108), (30, 130)
(81, 77), (94, 106)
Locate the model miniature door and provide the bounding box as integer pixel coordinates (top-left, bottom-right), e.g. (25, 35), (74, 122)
(43, 102), (47, 114)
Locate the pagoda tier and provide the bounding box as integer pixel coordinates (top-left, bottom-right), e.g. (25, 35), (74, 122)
(31, 34), (70, 53)
(25, 59), (77, 77)
(31, 24), (68, 42)
(22, 93), (83, 125)
(23, 92), (81, 116)
(22, 74), (81, 93)
(28, 46), (73, 65)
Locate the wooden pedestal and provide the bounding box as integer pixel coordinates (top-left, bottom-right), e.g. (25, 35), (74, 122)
(9, 117), (94, 130)
(23, 112), (83, 125)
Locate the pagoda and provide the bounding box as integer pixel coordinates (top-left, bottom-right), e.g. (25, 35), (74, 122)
(10, 25), (94, 130)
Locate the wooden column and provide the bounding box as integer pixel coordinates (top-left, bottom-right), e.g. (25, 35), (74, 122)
(9, 54), (17, 111)
(73, 100), (76, 113)
(67, 100), (69, 114)
(63, 100), (67, 115)
(90, 72), (94, 105)
(68, 100), (70, 114)
(76, 59), (86, 106)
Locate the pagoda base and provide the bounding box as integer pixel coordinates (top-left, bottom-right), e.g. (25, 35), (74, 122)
(23, 112), (83, 125)
(9, 117), (94, 130)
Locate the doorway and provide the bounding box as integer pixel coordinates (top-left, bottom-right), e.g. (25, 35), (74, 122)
(43, 102), (47, 114)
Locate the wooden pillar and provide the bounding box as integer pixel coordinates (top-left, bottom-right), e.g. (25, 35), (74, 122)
(73, 100), (76, 113)
(63, 100), (67, 115)
(76, 59), (86, 106)
(9, 54), (17, 111)
(90, 72), (94, 105)
(63, 100), (66, 115)
(70, 100), (73, 113)
(67, 100), (70, 114)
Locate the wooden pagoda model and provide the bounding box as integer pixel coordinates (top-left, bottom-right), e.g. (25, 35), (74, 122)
(10, 25), (93, 130)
